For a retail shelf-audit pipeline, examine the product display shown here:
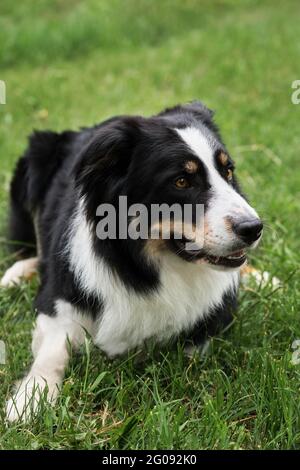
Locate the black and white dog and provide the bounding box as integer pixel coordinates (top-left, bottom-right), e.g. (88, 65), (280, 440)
(2, 102), (263, 421)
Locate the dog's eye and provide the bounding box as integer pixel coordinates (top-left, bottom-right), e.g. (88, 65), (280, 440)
(227, 168), (233, 181)
(175, 177), (190, 189)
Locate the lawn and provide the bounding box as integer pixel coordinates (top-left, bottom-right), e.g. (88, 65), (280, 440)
(0, 0), (299, 450)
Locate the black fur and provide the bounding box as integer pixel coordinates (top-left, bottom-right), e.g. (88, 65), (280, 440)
(184, 289), (237, 347)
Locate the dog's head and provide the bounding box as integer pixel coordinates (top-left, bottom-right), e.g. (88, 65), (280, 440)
(75, 102), (262, 271)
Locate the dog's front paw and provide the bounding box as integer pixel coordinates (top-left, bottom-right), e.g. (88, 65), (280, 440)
(6, 375), (59, 423)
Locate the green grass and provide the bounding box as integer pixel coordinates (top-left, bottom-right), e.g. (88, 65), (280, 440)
(0, 0), (300, 450)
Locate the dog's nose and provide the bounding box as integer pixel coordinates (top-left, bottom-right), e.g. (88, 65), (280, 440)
(233, 218), (263, 245)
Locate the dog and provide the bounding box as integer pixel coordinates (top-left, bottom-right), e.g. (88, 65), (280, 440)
(2, 101), (263, 422)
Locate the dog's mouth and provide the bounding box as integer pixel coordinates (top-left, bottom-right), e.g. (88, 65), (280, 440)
(170, 239), (247, 268)
(204, 250), (246, 268)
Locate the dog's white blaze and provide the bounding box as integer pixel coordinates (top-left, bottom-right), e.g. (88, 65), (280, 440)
(177, 127), (213, 165)
(68, 202), (238, 357)
(176, 127), (259, 255)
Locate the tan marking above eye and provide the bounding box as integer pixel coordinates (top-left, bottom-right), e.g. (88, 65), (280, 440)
(175, 177), (190, 189)
(185, 160), (198, 173)
(219, 151), (229, 166)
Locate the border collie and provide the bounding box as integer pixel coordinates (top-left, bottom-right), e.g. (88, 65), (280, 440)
(2, 101), (263, 422)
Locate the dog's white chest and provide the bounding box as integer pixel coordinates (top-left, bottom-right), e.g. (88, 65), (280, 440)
(93, 256), (238, 357)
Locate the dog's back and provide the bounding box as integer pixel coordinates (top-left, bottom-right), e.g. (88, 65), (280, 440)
(9, 130), (76, 255)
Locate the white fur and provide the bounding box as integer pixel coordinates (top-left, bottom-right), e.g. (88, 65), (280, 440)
(6, 304), (92, 422)
(1, 257), (38, 287)
(176, 127), (260, 256)
(69, 203), (239, 357)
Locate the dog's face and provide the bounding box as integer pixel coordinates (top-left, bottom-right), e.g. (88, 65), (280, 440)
(76, 102), (262, 271)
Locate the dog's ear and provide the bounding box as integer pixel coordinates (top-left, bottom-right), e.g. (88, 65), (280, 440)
(74, 116), (141, 210)
(183, 100), (214, 120)
(181, 101), (224, 144)
(158, 100), (214, 121)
